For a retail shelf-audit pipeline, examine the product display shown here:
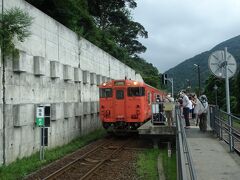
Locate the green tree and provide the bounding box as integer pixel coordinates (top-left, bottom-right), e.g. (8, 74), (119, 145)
(0, 8), (33, 55)
(88, 0), (147, 56)
(26, 0), (162, 89)
(204, 73), (240, 115)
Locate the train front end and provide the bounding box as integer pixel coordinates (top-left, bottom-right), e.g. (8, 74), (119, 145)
(99, 79), (147, 132)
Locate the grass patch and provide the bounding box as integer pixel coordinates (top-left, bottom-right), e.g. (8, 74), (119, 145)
(160, 148), (177, 180)
(136, 148), (176, 180)
(136, 149), (160, 180)
(0, 129), (106, 179)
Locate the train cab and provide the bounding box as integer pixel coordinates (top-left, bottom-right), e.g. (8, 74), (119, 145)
(99, 79), (165, 131)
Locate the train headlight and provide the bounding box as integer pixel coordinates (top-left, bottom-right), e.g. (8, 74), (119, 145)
(103, 83), (106, 86)
(133, 81), (138, 85)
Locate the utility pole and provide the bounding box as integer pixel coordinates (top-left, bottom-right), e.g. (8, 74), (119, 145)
(208, 47), (237, 152)
(194, 64), (201, 96)
(162, 74), (174, 98)
(213, 84), (218, 106)
(224, 47), (233, 152)
(1, 0), (6, 165)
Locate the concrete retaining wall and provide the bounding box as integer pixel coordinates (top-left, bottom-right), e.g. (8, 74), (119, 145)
(0, 0), (143, 164)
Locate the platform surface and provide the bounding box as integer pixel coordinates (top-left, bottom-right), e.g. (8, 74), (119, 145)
(138, 120), (176, 135)
(185, 120), (240, 180)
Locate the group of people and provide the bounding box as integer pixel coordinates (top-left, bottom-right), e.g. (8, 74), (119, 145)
(179, 90), (209, 132)
(156, 93), (174, 127)
(155, 90), (208, 131)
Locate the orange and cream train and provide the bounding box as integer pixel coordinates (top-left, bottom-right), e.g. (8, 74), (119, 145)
(99, 79), (166, 132)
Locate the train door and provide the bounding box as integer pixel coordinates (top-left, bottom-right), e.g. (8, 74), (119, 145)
(99, 88), (113, 121)
(114, 88), (125, 120)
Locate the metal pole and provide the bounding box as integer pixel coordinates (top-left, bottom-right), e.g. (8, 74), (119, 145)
(40, 128), (42, 160)
(166, 78), (174, 98)
(224, 47), (233, 152)
(43, 127), (45, 160)
(1, 0), (6, 165)
(215, 90), (217, 106)
(198, 65), (201, 96)
(40, 127), (45, 160)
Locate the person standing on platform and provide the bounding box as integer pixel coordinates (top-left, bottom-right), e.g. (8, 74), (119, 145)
(192, 94), (201, 126)
(164, 93), (174, 126)
(188, 96), (193, 119)
(198, 95), (209, 132)
(191, 94), (196, 120)
(180, 90), (191, 128)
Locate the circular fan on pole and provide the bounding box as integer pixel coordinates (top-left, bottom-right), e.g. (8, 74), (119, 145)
(208, 50), (237, 79)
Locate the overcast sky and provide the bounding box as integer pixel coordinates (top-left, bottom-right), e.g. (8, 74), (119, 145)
(133, 0), (240, 73)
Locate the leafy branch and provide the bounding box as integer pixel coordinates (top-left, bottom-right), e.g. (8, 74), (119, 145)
(0, 7), (33, 56)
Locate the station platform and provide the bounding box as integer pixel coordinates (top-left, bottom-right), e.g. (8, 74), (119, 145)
(186, 125), (240, 180)
(138, 120), (176, 136)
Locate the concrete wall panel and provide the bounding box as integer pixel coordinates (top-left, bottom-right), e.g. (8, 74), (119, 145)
(90, 73), (96, 85)
(13, 104), (34, 127)
(74, 102), (83, 116)
(64, 103), (75, 118)
(96, 74), (102, 85)
(13, 51), (27, 72)
(63, 65), (73, 81)
(50, 61), (60, 78)
(51, 103), (63, 120)
(83, 102), (90, 115)
(90, 101), (97, 114)
(34, 56), (45, 76)
(74, 68), (82, 82)
(82, 70), (90, 84)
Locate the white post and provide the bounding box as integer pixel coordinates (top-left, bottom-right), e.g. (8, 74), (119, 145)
(224, 47), (233, 151)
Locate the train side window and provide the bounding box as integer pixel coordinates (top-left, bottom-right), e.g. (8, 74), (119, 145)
(100, 88), (112, 98)
(116, 90), (124, 99)
(148, 92), (151, 104)
(128, 87), (145, 97)
(155, 93), (157, 100)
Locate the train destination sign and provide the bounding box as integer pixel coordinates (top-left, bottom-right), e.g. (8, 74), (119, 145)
(114, 81), (125, 86)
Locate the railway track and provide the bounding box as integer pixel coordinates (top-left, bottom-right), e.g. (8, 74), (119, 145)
(43, 138), (131, 180)
(25, 135), (153, 180)
(25, 136), (149, 180)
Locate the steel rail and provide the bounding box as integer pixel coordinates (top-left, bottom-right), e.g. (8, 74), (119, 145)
(123, 147), (149, 151)
(80, 139), (131, 180)
(43, 140), (113, 180)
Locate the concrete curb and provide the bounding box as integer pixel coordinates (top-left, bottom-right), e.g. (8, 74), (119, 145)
(158, 153), (166, 180)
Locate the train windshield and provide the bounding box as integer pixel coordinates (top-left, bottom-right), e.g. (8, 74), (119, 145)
(100, 88), (112, 98)
(116, 90), (124, 99)
(127, 87), (145, 97)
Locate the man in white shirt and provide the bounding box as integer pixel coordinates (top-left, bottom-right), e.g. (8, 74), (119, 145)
(180, 90), (191, 128)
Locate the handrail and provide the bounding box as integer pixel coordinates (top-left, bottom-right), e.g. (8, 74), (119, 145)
(209, 105), (240, 153)
(175, 107), (197, 180)
(219, 109), (240, 120)
(176, 111), (187, 179)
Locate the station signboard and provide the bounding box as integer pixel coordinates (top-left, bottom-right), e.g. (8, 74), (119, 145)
(36, 106), (44, 126)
